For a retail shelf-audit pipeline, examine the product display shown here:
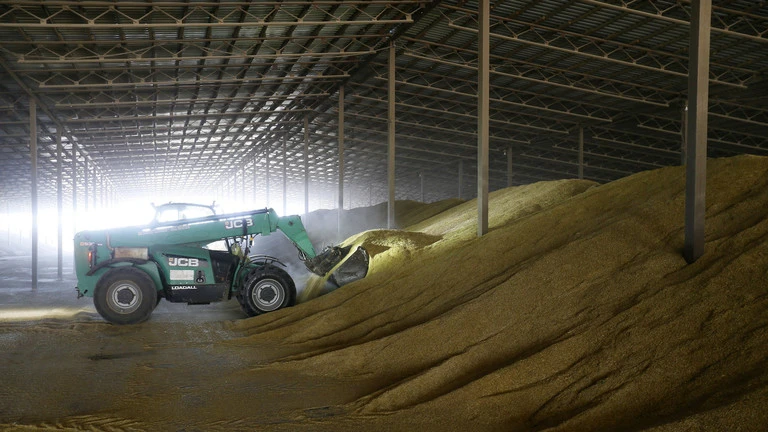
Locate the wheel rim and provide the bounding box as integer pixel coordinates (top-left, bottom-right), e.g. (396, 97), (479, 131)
(251, 278), (284, 312)
(106, 281), (142, 314)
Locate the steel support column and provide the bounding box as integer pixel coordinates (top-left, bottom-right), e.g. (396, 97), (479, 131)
(477, 0), (490, 236)
(94, 171), (99, 209)
(283, 133), (287, 216)
(266, 146), (271, 207)
(30, 99), (38, 290)
(72, 144), (77, 234)
(681, 101), (688, 165)
(684, 0), (711, 264)
(388, 41), (396, 229)
(338, 84), (345, 236)
(56, 130), (63, 280)
(578, 125), (584, 180)
(84, 158), (89, 212)
(242, 165), (246, 203)
(458, 160), (463, 199)
(419, 172), (425, 202)
(4, 201), (9, 248)
(253, 155), (258, 203)
(304, 114), (310, 220)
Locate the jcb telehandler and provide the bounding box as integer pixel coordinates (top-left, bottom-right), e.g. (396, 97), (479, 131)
(73, 205), (368, 324)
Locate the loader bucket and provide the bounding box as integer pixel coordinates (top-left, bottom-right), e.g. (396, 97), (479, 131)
(304, 245), (369, 288)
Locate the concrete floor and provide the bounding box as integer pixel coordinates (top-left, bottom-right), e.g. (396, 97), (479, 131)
(0, 252), (248, 324)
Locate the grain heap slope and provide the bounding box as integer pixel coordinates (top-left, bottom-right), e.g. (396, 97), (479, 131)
(233, 155), (768, 431)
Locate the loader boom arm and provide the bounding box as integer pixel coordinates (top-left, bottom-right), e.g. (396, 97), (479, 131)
(98, 208), (316, 259)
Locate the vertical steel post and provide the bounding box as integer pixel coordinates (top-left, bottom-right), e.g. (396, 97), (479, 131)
(578, 125), (584, 180)
(91, 171), (96, 209)
(94, 170), (100, 209)
(30, 99), (38, 290)
(387, 41), (396, 229)
(72, 143), (78, 234)
(304, 114), (310, 221)
(99, 171), (103, 209)
(56, 131), (63, 280)
(242, 165), (246, 203)
(265, 145), (271, 207)
(684, 0), (711, 264)
(338, 84), (345, 236)
(458, 160), (463, 199)
(283, 133), (287, 216)
(477, 0), (490, 237)
(506, 147), (513, 187)
(253, 155), (258, 203)
(420, 172), (425, 202)
(84, 158), (89, 212)
(681, 101), (688, 165)
(5, 201), (9, 248)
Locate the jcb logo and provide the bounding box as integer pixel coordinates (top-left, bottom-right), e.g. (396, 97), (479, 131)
(169, 257), (199, 267)
(224, 219), (253, 230)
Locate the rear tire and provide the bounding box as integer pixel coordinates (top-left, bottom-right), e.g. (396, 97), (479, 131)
(237, 266), (296, 317)
(94, 267), (157, 325)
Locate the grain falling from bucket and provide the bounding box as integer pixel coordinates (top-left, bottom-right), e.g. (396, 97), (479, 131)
(298, 274), (328, 303)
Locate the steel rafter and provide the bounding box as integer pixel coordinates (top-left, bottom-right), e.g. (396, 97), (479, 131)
(401, 39), (675, 107)
(0, 2), (420, 28)
(442, 3), (754, 88)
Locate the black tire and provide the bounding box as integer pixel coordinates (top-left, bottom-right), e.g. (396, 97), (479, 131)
(94, 267), (157, 325)
(237, 265), (296, 317)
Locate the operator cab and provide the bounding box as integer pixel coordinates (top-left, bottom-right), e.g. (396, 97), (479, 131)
(151, 202), (216, 225)
(151, 202), (231, 252)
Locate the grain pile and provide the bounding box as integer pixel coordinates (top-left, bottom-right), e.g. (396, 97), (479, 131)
(252, 198), (463, 303)
(303, 198), (463, 245)
(2, 155), (767, 431)
(232, 155), (768, 430)
(297, 229), (443, 303)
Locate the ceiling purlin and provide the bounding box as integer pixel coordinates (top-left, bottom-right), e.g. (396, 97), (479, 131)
(216, 2), (412, 190)
(446, 4), (751, 88)
(182, 1), (235, 196)
(199, 2), (304, 193)
(204, 1), (323, 191)
(241, 1), (348, 192)
(303, 1), (439, 142)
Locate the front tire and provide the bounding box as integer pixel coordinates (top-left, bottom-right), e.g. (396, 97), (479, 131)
(238, 266), (296, 317)
(94, 267), (157, 325)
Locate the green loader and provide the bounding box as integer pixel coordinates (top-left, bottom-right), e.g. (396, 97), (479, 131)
(73, 205), (368, 324)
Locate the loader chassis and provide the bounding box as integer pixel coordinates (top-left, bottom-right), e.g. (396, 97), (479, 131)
(73, 207), (364, 325)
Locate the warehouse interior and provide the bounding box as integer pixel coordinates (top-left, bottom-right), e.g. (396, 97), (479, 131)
(2, 0), (766, 227)
(1, 1), (768, 431)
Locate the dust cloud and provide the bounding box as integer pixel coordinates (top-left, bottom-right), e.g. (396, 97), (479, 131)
(2, 155), (768, 431)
